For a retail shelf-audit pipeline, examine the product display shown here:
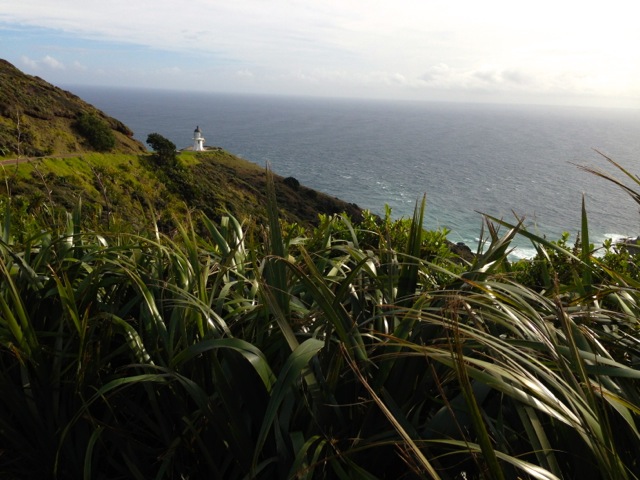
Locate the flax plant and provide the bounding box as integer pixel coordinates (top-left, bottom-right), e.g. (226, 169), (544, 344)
(1, 161), (640, 479)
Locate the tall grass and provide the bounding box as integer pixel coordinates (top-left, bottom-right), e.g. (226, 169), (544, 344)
(1, 163), (640, 478)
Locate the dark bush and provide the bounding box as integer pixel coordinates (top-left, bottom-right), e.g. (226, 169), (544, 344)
(284, 176), (300, 190)
(146, 133), (177, 167)
(74, 113), (115, 151)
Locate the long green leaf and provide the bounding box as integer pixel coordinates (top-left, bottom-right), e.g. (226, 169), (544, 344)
(263, 165), (290, 318)
(344, 344), (442, 479)
(450, 323), (505, 480)
(580, 195), (593, 295)
(252, 338), (324, 471)
(170, 337), (276, 390)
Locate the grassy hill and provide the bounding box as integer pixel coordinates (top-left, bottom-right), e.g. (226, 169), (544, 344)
(0, 59), (145, 156)
(0, 58), (366, 234)
(1, 148), (366, 236)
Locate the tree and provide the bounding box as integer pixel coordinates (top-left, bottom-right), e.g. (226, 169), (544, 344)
(74, 113), (116, 151)
(146, 133), (177, 167)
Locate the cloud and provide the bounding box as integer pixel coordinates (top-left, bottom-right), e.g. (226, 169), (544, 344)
(390, 73), (407, 85)
(469, 68), (534, 87)
(420, 64), (453, 83)
(419, 64), (559, 94)
(20, 54), (65, 71)
(72, 60), (87, 71)
(501, 69), (530, 85)
(473, 69), (501, 83)
(157, 66), (181, 75)
(42, 55), (65, 69)
(235, 69), (254, 79)
(20, 55), (39, 69)
(2, 0), (639, 106)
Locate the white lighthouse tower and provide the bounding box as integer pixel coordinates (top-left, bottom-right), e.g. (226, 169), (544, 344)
(193, 126), (205, 151)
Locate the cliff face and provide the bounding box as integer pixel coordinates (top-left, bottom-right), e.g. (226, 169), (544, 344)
(0, 59), (146, 156)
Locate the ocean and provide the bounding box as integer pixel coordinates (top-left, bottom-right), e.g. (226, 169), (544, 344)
(70, 86), (640, 259)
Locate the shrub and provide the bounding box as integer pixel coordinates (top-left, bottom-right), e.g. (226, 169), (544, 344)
(146, 132), (177, 167)
(73, 113), (115, 151)
(283, 176), (300, 190)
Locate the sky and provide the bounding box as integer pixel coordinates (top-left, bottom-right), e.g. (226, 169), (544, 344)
(1, 0), (640, 108)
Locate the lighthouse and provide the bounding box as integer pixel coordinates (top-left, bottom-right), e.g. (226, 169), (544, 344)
(193, 126), (205, 151)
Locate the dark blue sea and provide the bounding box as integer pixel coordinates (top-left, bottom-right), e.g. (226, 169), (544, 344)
(70, 86), (640, 259)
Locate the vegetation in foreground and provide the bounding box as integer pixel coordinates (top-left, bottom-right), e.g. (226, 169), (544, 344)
(1, 155), (640, 479)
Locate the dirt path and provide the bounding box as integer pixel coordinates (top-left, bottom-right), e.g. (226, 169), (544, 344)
(0, 154), (81, 166)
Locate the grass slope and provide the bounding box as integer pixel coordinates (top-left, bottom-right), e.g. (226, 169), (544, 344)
(183, 150), (364, 225)
(0, 59), (145, 157)
(0, 57), (366, 232)
(0, 149), (366, 236)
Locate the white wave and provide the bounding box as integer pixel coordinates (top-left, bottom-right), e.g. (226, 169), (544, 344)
(603, 232), (633, 244)
(508, 246), (538, 261)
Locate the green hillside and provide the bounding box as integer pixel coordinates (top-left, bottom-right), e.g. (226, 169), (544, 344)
(0, 58), (368, 235)
(0, 59), (145, 156)
(0, 148), (366, 237)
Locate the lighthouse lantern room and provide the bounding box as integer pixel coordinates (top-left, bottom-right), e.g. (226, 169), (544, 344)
(193, 126), (205, 151)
